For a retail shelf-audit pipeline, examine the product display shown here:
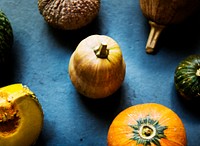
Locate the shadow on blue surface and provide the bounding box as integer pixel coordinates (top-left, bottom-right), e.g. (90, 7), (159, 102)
(35, 120), (57, 146)
(0, 47), (18, 87)
(79, 87), (124, 120)
(44, 16), (103, 52)
(174, 90), (200, 119)
(156, 9), (200, 55)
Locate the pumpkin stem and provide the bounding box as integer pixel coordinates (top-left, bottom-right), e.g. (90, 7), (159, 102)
(94, 42), (109, 58)
(139, 125), (156, 139)
(146, 21), (165, 54)
(196, 68), (200, 76)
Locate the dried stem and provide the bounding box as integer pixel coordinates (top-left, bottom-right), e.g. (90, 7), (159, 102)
(146, 21), (165, 54)
(94, 42), (109, 58)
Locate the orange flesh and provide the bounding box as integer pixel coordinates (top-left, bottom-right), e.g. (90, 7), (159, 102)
(0, 92), (20, 136)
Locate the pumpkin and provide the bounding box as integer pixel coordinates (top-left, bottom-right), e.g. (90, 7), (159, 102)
(0, 84), (44, 146)
(38, 0), (100, 30)
(174, 55), (200, 100)
(107, 103), (186, 146)
(68, 35), (126, 99)
(139, 0), (200, 53)
(0, 10), (13, 64)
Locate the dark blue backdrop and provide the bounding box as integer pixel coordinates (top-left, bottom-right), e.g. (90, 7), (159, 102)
(0, 0), (200, 146)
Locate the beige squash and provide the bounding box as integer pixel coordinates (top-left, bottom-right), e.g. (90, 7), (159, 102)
(68, 35), (126, 99)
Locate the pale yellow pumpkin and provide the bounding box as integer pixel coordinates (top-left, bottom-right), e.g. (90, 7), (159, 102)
(68, 35), (126, 99)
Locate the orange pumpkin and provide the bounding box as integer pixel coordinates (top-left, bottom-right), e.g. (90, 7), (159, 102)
(107, 103), (186, 146)
(68, 35), (126, 99)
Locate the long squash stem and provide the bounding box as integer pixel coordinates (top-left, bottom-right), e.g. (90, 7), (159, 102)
(146, 21), (165, 54)
(94, 42), (109, 58)
(196, 68), (200, 76)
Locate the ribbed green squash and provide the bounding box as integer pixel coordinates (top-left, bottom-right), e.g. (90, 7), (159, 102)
(174, 55), (200, 100)
(0, 10), (13, 64)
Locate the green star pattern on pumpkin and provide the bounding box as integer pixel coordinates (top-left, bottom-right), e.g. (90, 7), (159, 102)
(129, 115), (168, 146)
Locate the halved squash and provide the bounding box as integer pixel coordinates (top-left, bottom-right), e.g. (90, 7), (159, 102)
(0, 84), (44, 146)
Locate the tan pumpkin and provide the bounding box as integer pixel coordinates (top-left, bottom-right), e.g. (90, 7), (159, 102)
(68, 35), (126, 99)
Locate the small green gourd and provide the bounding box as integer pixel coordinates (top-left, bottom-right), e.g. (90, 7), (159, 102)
(0, 10), (13, 64)
(174, 55), (200, 100)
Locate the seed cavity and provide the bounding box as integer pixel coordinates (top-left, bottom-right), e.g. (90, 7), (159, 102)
(0, 92), (20, 136)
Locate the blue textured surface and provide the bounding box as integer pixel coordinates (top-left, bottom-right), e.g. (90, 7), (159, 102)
(1, 0), (200, 146)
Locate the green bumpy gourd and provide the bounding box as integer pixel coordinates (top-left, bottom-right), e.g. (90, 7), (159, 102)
(0, 10), (13, 64)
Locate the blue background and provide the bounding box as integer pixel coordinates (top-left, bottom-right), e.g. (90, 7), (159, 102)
(1, 0), (200, 146)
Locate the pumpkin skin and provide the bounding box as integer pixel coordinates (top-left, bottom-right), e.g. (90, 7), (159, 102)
(68, 35), (126, 99)
(0, 10), (13, 64)
(174, 55), (200, 100)
(107, 103), (186, 146)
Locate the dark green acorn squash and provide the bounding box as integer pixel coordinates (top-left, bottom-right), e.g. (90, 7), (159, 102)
(174, 55), (200, 100)
(0, 10), (13, 64)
